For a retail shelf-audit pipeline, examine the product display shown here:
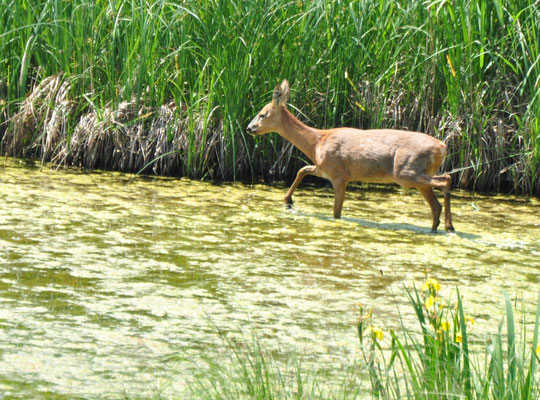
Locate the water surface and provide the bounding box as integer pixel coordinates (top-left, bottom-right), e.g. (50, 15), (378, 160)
(0, 158), (538, 398)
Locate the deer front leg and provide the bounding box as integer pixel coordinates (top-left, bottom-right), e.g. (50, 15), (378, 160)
(284, 165), (318, 207)
(331, 179), (347, 219)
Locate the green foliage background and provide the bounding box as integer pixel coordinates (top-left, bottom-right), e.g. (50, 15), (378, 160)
(0, 0), (538, 193)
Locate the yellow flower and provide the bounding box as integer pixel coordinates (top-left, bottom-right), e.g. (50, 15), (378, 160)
(536, 345), (540, 357)
(422, 278), (441, 293)
(456, 332), (462, 343)
(466, 315), (475, 326)
(425, 295), (436, 309)
(370, 326), (384, 341)
(440, 318), (450, 332)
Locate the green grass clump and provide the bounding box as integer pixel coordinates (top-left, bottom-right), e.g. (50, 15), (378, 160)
(188, 327), (362, 400)
(0, 0), (538, 193)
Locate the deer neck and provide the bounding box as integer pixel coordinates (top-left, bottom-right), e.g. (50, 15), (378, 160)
(277, 107), (322, 163)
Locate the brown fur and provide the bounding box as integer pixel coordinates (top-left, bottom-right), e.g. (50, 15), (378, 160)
(247, 80), (454, 232)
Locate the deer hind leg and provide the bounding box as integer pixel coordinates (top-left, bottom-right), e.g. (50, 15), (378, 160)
(418, 186), (442, 232)
(418, 173), (454, 232)
(439, 173), (454, 232)
(284, 165), (320, 207)
(398, 172), (454, 232)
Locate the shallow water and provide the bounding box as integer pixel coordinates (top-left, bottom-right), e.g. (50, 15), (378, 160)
(0, 157), (538, 398)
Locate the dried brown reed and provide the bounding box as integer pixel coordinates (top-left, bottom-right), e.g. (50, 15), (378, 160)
(1, 73), (73, 159)
(61, 100), (147, 170)
(4, 74), (229, 180)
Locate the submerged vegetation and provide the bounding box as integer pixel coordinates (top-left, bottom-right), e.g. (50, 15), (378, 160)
(0, 0), (539, 193)
(191, 280), (540, 399)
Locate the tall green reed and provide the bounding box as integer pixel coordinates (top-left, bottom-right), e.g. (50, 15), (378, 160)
(0, 0), (538, 193)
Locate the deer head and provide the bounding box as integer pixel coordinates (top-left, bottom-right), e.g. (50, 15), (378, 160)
(247, 79), (290, 135)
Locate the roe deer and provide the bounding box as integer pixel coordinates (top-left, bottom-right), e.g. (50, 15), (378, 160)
(247, 80), (454, 232)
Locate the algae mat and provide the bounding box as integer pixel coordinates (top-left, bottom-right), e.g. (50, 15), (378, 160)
(0, 158), (538, 397)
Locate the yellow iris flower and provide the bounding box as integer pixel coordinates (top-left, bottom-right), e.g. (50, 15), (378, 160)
(440, 318), (450, 332)
(425, 295), (436, 309)
(422, 278), (441, 293)
(370, 326), (384, 341)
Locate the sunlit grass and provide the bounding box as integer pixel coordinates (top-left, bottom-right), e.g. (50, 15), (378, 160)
(0, 0), (538, 193)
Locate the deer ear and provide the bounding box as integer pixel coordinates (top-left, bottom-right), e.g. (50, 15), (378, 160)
(272, 79), (290, 107)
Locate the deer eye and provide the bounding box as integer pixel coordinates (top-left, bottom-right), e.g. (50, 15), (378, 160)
(259, 113), (268, 119)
